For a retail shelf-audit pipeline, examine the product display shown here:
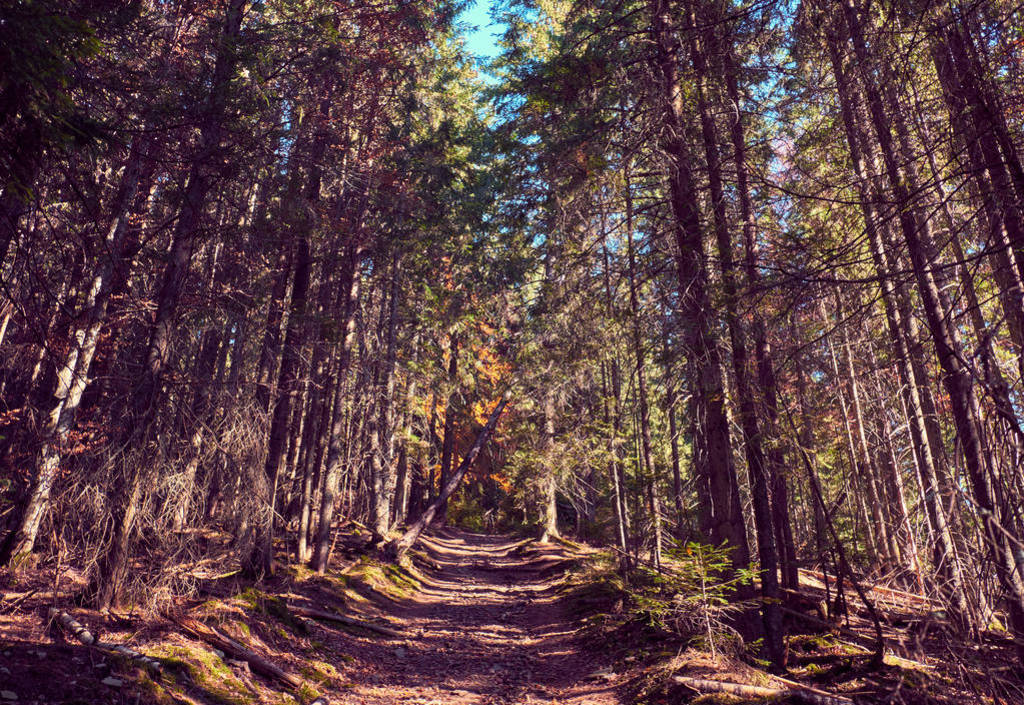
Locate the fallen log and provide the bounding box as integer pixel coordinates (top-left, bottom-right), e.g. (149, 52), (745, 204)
(173, 615), (302, 689)
(780, 605), (878, 651)
(1, 588), (38, 614)
(287, 604), (402, 638)
(673, 676), (853, 705)
(882, 653), (935, 671)
(49, 608), (96, 643)
(48, 609), (163, 674)
(385, 393), (509, 560)
(101, 643), (164, 675)
(800, 569), (940, 607)
(772, 674), (857, 704)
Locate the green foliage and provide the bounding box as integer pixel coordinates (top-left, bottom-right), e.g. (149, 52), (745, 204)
(236, 588), (308, 635)
(632, 542), (756, 658)
(0, 0), (111, 195)
(447, 490), (489, 531)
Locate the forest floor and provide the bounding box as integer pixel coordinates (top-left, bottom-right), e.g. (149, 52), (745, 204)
(0, 528), (625, 705)
(323, 529), (624, 705)
(3, 526), (1023, 704)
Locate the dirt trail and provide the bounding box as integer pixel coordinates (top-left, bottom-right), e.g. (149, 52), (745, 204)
(338, 530), (623, 705)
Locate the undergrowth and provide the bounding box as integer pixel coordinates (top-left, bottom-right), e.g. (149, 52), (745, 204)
(566, 542), (755, 658)
(563, 540), (989, 704)
(563, 542), (770, 704)
(634, 543), (756, 659)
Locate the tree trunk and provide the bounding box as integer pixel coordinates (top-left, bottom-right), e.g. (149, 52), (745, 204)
(723, 43), (797, 590)
(664, 366), (686, 540)
(437, 332), (459, 526)
(1, 137), (146, 565)
(841, 0), (1024, 640)
(826, 25), (976, 630)
(623, 163), (660, 567)
(245, 232), (312, 578)
(649, 0), (748, 566)
(371, 254), (400, 539)
(688, 9), (783, 664)
(601, 245), (631, 562)
(386, 394), (510, 560)
(311, 242), (363, 573)
(91, 0), (246, 609)
(540, 386), (559, 541)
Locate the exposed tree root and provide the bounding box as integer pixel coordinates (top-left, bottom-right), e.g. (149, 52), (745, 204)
(287, 603), (402, 637)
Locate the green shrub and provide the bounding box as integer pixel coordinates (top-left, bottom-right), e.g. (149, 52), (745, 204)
(447, 492), (488, 531)
(633, 541), (755, 658)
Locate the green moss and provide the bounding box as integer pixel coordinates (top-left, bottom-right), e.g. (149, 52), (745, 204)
(987, 616), (1007, 632)
(150, 644), (227, 680)
(300, 660), (340, 686)
(136, 673), (176, 705)
(384, 563), (421, 593)
(805, 663), (825, 676)
(148, 643), (256, 705)
(787, 633), (838, 653)
(234, 588), (308, 635)
(295, 682), (321, 701)
(347, 559), (413, 599)
(288, 564), (316, 583)
(236, 587), (270, 610)
(550, 534), (583, 551)
(350, 562), (384, 583)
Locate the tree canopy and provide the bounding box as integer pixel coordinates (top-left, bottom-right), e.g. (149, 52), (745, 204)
(2, 0), (1024, 692)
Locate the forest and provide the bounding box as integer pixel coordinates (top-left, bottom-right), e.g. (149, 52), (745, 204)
(1, 0), (1024, 703)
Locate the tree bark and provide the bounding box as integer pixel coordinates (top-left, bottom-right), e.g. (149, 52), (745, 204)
(649, 0), (748, 566)
(91, 0), (247, 609)
(623, 161), (661, 568)
(1, 137), (146, 565)
(601, 245), (631, 562)
(437, 332), (459, 526)
(688, 8), (782, 664)
(245, 232), (312, 578)
(370, 254), (400, 539)
(386, 393), (510, 560)
(311, 242), (363, 573)
(841, 0), (1024, 640)
(825, 23), (976, 629)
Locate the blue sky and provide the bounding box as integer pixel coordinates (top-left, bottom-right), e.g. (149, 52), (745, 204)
(459, 0), (502, 61)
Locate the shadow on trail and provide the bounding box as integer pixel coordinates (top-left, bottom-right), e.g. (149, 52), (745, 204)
(336, 529), (622, 705)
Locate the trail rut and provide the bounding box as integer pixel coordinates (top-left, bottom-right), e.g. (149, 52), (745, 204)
(334, 531), (623, 705)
